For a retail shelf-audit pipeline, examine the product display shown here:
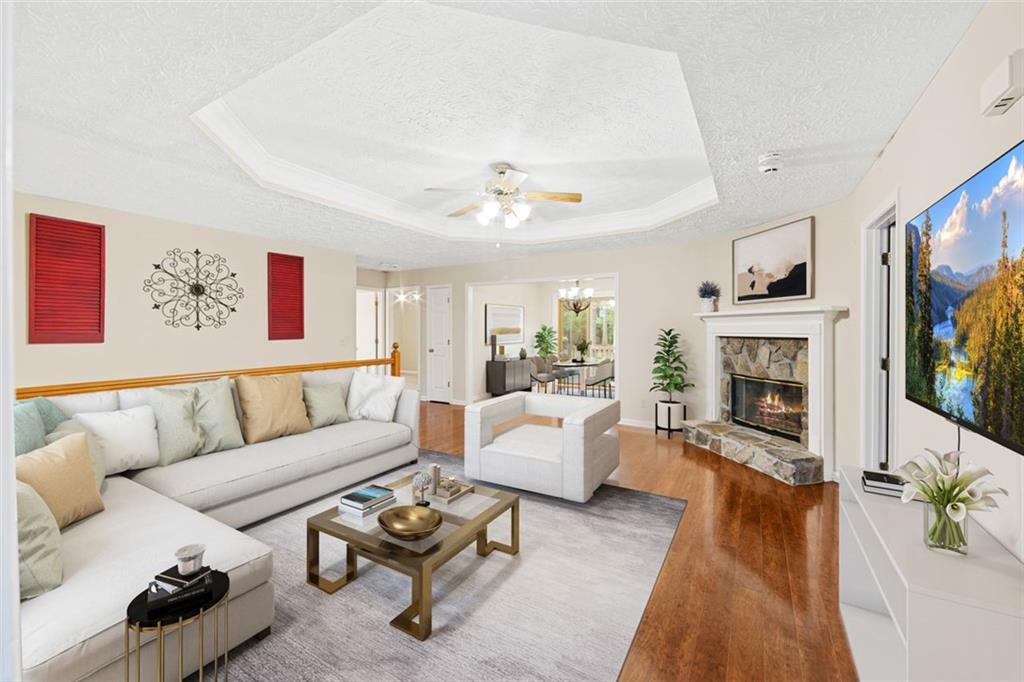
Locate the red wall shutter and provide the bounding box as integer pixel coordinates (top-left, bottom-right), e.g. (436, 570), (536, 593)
(267, 252), (304, 340)
(28, 214), (105, 344)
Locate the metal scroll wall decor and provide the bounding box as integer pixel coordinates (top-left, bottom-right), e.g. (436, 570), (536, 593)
(143, 248), (245, 331)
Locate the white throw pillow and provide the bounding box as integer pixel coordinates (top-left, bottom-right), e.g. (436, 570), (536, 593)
(346, 373), (405, 422)
(73, 406), (160, 474)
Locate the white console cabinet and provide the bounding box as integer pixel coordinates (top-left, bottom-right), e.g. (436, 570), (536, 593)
(838, 466), (1023, 681)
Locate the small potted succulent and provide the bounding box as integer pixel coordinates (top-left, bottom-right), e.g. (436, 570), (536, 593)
(697, 280), (721, 313)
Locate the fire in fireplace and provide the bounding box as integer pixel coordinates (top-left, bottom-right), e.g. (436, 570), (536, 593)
(730, 373), (804, 441)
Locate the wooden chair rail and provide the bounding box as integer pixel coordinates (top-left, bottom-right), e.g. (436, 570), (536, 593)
(16, 344), (401, 399)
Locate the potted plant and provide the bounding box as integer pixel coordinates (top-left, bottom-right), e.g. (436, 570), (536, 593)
(697, 280), (721, 313)
(574, 338), (591, 362)
(533, 324), (557, 358)
(650, 328), (694, 431)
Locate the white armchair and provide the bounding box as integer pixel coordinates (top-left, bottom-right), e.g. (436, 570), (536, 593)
(464, 393), (620, 502)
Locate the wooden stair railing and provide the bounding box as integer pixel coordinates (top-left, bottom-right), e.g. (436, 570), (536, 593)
(15, 343), (401, 399)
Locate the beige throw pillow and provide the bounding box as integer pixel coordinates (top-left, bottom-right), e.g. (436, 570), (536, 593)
(236, 373), (312, 444)
(16, 481), (62, 600)
(16, 433), (105, 529)
(44, 420), (106, 490)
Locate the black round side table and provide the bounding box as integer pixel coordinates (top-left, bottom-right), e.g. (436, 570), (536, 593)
(124, 570), (230, 682)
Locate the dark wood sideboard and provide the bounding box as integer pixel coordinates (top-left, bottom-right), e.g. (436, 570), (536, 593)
(486, 359), (532, 396)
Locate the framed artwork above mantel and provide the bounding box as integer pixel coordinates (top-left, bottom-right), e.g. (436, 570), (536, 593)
(732, 216), (814, 304)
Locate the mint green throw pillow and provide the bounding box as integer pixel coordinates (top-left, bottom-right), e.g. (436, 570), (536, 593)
(17, 481), (62, 600)
(148, 388), (205, 466)
(303, 384), (349, 428)
(14, 402), (46, 456)
(195, 378), (244, 455)
(18, 397), (67, 433)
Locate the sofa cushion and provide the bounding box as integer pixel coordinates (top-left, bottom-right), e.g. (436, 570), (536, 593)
(480, 424), (563, 497)
(18, 397), (68, 433)
(46, 390), (119, 418)
(347, 372), (405, 422)
(19, 476), (272, 679)
(16, 481), (62, 601)
(131, 419), (413, 511)
(74, 406), (160, 474)
(236, 373), (312, 444)
(304, 383), (349, 428)
(14, 401), (47, 456)
(148, 387), (204, 465)
(16, 433), (104, 529)
(195, 378), (245, 454)
(44, 420), (106, 490)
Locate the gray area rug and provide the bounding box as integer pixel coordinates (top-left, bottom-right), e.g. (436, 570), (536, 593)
(226, 450), (686, 682)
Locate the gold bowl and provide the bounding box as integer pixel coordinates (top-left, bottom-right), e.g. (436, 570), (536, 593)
(378, 505), (443, 541)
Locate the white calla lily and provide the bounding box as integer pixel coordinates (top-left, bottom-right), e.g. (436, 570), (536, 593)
(945, 502), (967, 522)
(940, 449), (961, 476)
(901, 485), (927, 503)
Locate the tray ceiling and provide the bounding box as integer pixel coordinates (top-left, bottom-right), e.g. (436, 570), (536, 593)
(13, 2), (982, 267)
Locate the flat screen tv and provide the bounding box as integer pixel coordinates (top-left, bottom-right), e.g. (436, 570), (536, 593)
(905, 140), (1024, 456)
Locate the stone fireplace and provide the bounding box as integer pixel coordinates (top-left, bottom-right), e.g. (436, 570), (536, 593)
(688, 306), (847, 485)
(719, 337), (809, 446)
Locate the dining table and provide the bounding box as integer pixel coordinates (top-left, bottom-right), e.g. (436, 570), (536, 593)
(551, 358), (605, 395)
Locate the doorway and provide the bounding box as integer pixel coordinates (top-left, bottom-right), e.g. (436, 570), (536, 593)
(862, 203), (897, 470)
(355, 288), (384, 360)
(426, 285), (453, 403)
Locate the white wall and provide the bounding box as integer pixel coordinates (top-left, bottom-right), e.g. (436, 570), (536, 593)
(850, 3), (1023, 558)
(388, 2), (1024, 558)
(469, 281), (549, 400)
(13, 193), (358, 386)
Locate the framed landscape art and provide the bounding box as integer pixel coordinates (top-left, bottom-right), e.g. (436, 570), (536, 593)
(484, 303), (525, 345)
(733, 217), (814, 304)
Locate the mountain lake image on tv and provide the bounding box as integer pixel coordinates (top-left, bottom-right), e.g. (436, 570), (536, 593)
(905, 141), (1024, 455)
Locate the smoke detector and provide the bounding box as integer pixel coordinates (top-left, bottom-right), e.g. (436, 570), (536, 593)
(981, 48), (1024, 117)
(757, 152), (783, 174)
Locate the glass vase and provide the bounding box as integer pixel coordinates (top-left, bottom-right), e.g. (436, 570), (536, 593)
(923, 502), (968, 555)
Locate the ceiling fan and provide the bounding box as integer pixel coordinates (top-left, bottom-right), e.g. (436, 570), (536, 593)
(424, 162), (582, 229)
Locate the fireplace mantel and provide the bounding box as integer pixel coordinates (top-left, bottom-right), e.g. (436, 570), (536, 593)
(696, 305), (848, 480)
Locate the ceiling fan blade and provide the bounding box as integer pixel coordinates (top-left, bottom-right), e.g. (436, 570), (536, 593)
(447, 203), (481, 217)
(498, 169), (529, 191)
(424, 187), (477, 193)
(524, 191), (583, 203)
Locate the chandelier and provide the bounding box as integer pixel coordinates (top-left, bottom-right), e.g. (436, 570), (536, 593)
(559, 280), (594, 315)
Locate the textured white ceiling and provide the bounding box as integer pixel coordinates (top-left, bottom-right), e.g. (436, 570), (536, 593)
(13, 2), (981, 268)
(197, 2), (716, 243)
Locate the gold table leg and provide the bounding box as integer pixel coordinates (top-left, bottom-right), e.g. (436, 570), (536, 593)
(390, 564), (433, 640)
(477, 499), (520, 556)
(123, 621), (129, 682)
(307, 527), (358, 593)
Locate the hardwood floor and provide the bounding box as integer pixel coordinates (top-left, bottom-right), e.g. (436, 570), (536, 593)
(418, 402), (857, 681)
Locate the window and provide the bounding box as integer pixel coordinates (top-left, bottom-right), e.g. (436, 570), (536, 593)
(558, 296), (615, 357)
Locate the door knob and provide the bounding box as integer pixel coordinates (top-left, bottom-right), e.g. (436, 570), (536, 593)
(429, 348), (434, 353)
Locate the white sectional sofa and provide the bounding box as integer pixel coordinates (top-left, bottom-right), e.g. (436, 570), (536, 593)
(20, 368), (419, 681)
(464, 393), (619, 503)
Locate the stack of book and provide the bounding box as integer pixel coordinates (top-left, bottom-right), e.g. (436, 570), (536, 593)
(339, 484), (395, 517)
(147, 565), (213, 615)
(861, 470), (905, 498)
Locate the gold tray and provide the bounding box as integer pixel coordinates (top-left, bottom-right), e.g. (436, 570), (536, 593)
(378, 505), (442, 541)
(431, 480), (474, 504)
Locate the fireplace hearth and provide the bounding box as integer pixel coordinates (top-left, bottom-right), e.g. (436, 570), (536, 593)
(730, 373), (805, 442)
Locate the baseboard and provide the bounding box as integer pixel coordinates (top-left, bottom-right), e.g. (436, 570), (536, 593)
(618, 418), (655, 429)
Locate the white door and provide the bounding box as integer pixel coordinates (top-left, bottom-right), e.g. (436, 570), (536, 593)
(426, 285), (452, 402)
(355, 289), (381, 360)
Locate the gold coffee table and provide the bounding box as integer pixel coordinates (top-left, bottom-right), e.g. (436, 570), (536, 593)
(306, 473), (519, 640)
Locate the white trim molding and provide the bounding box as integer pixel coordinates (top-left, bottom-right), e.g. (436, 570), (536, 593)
(695, 305), (848, 480)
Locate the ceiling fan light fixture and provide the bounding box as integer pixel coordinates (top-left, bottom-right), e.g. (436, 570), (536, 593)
(481, 199), (500, 218)
(504, 213), (520, 230)
(515, 202), (532, 220)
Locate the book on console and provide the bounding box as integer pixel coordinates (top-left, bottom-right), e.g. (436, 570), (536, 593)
(340, 484), (394, 510)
